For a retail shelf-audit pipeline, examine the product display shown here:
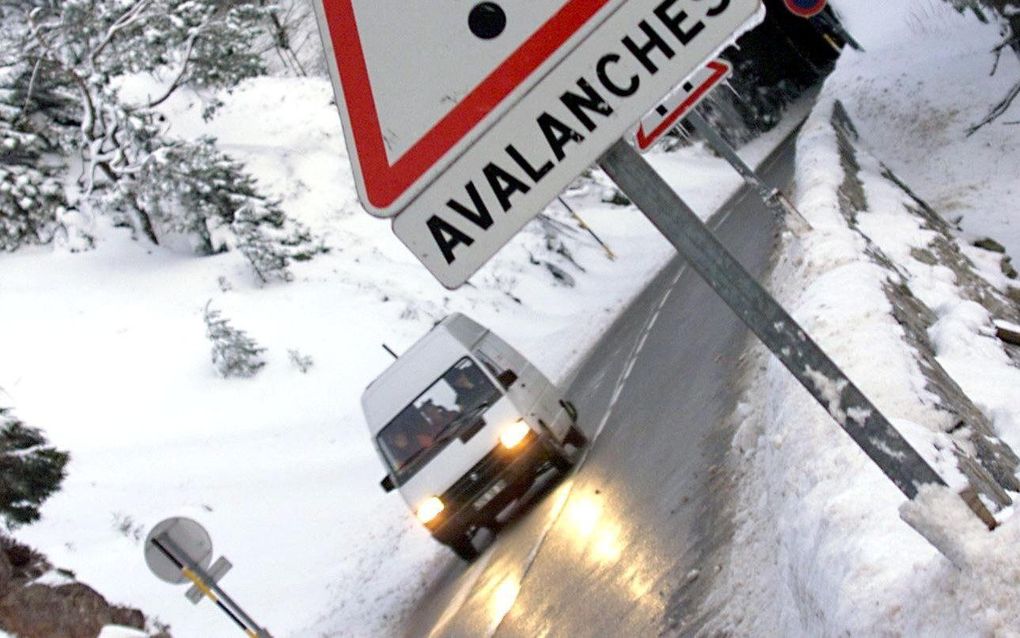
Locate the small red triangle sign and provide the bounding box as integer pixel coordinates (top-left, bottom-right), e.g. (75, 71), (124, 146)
(318, 0), (613, 216)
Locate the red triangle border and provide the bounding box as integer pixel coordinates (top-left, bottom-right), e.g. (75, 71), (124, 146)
(322, 0), (613, 210)
(634, 60), (731, 151)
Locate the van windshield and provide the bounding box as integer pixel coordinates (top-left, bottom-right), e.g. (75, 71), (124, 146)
(377, 357), (502, 482)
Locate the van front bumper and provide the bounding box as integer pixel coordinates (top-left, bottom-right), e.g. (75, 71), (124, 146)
(427, 432), (552, 539)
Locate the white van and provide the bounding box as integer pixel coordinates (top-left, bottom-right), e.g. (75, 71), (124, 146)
(361, 313), (587, 560)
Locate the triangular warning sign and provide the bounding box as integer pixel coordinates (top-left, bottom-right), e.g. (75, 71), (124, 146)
(634, 59), (732, 151)
(316, 0), (617, 216)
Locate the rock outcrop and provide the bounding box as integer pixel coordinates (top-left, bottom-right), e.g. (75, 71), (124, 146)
(0, 535), (169, 638)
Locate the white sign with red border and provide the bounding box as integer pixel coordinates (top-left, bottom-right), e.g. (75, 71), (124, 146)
(634, 59), (732, 152)
(315, 0), (762, 287)
(315, 1), (634, 218)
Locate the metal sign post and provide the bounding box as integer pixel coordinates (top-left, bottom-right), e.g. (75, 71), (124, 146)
(144, 518), (273, 638)
(685, 110), (811, 231)
(597, 139), (996, 527)
(631, 57), (809, 231)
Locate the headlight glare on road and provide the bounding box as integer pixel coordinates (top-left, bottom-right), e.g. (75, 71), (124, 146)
(499, 420), (531, 449)
(416, 496), (444, 525)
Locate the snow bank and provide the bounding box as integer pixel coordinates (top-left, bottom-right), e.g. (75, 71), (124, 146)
(706, 3), (1020, 633)
(830, 0), (1020, 267)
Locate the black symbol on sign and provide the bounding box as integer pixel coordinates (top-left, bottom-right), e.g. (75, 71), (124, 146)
(682, 82), (694, 93)
(469, 2), (507, 40)
(656, 105), (669, 117)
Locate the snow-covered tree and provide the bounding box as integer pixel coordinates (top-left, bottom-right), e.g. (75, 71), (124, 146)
(0, 62), (72, 251)
(0, 110), (66, 251)
(0, 0), (321, 276)
(0, 408), (69, 529)
(20, 0), (275, 193)
(204, 302), (266, 378)
(22, 0), (273, 200)
(232, 195), (319, 283)
(257, 0), (326, 77)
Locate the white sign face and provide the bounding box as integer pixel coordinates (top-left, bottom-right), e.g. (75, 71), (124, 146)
(144, 517), (213, 585)
(314, 0), (631, 217)
(634, 59), (733, 152)
(391, 0), (762, 288)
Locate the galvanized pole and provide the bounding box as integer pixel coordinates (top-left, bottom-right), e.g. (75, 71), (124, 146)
(152, 535), (273, 638)
(557, 196), (616, 260)
(597, 138), (945, 502)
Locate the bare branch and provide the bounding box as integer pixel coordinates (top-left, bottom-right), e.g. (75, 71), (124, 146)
(90, 0), (154, 68)
(27, 8), (97, 139)
(145, 31), (200, 108)
(990, 35), (1020, 76)
(967, 78), (1020, 136)
(19, 58), (42, 118)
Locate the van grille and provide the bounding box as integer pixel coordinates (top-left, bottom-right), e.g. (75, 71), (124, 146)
(442, 432), (534, 509)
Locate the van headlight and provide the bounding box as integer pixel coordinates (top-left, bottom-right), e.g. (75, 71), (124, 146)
(499, 420), (531, 449)
(416, 496), (445, 525)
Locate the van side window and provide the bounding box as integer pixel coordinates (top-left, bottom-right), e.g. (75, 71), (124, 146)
(377, 357), (501, 483)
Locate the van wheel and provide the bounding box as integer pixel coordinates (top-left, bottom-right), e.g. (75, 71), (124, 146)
(560, 399), (578, 422)
(565, 424), (588, 449)
(447, 534), (479, 561)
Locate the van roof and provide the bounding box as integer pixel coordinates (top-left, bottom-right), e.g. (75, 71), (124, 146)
(361, 313), (489, 433)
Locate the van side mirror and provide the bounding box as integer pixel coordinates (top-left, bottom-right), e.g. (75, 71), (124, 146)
(380, 475), (396, 492)
(496, 370), (518, 389)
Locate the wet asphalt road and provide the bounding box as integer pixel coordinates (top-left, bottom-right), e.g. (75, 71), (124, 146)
(403, 129), (797, 638)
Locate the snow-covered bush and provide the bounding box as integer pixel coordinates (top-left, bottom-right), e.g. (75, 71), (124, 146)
(103, 130), (320, 280)
(203, 302), (266, 378)
(0, 408), (70, 528)
(287, 349), (313, 373)
(232, 199), (319, 284)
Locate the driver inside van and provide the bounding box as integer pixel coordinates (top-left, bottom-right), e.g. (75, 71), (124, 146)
(418, 400), (456, 446)
(448, 363), (491, 411)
